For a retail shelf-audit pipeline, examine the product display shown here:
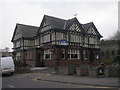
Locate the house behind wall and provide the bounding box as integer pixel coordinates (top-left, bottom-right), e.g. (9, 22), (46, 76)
(100, 40), (120, 62)
(11, 15), (102, 67)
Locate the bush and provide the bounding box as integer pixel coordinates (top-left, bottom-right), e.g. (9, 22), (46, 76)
(14, 60), (30, 74)
(14, 60), (29, 67)
(109, 66), (120, 77)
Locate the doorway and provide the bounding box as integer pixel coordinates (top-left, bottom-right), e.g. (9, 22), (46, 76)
(89, 50), (95, 62)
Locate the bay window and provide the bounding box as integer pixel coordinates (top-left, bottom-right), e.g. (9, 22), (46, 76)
(43, 34), (50, 43)
(67, 49), (80, 59)
(56, 32), (64, 40)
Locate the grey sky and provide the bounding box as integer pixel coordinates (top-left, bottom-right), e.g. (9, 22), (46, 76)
(0, 0), (119, 50)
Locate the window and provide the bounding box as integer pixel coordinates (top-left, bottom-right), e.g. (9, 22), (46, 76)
(44, 49), (52, 60)
(70, 34), (76, 42)
(70, 34), (74, 42)
(40, 36), (43, 44)
(35, 38), (39, 46)
(85, 36), (88, 44)
(67, 49), (80, 59)
(79, 36), (82, 43)
(56, 32), (63, 40)
(26, 52), (32, 61)
(101, 52), (104, 56)
(76, 35), (80, 43)
(43, 34), (50, 43)
(118, 50), (120, 55)
(94, 37), (98, 44)
(83, 50), (88, 60)
(62, 49), (65, 59)
(52, 33), (55, 41)
(89, 37), (94, 44)
(16, 52), (21, 60)
(111, 51), (115, 55)
(106, 51), (110, 59)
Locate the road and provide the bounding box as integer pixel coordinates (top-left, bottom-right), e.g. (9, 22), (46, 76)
(2, 73), (114, 89)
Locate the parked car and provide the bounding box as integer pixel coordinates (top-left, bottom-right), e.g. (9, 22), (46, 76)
(0, 57), (15, 75)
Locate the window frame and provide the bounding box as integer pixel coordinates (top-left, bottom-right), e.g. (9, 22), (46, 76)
(67, 49), (80, 60)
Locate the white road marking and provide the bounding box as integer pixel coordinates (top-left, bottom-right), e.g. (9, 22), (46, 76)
(7, 84), (15, 88)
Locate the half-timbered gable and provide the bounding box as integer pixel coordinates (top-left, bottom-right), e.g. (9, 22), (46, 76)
(40, 19), (51, 32)
(67, 18), (83, 32)
(12, 24), (38, 50)
(82, 22), (102, 48)
(87, 27), (97, 35)
(66, 18), (84, 47)
(38, 15), (67, 46)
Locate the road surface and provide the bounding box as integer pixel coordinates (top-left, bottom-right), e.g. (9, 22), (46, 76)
(2, 73), (117, 89)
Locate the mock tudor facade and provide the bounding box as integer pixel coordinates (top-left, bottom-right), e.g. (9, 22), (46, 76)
(11, 15), (102, 67)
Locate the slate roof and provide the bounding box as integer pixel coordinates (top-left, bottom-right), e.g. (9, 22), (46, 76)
(16, 24), (38, 38)
(43, 15), (94, 31)
(82, 22), (102, 37)
(44, 15), (67, 29)
(82, 22), (93, 31)
(11, 24), (38, 42)
(12, 15), (102, 42)
(65, 18), (77, 28)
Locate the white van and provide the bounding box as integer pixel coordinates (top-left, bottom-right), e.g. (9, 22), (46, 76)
(0, 57), (15, 75)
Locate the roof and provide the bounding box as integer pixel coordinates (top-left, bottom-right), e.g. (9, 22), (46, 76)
(44, 15), (67, 29)
(82, 22), (93, 31)
(12, 15), (102, 42)
(11, 24), (38, 42)
(43, 15), (94, 31)
(65, 17), (78, 28)
(17, 24), (38, 38)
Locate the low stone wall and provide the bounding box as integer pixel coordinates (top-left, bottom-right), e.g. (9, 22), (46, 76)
(52, 65), (120, 77)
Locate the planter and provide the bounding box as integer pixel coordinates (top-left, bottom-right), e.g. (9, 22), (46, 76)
(76, 66), (89, 76)
(64, 66), (75, 75)
(89, 67), (98, 77)
(54, 66), (66, 75)
(76, 67), (81, 76)
(104, 67), (110, 77)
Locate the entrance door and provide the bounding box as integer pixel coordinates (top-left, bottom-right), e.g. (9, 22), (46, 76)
(89, 50), (95, 62)
(36, 49), (44, 67)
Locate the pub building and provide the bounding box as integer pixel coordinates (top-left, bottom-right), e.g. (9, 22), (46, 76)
(11, 15), (102, 67)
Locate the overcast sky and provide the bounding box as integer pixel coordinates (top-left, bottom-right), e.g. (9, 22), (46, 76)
(0, 0), (119, 51)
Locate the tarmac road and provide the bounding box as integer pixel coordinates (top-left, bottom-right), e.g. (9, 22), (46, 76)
(2, 73), (116, 89)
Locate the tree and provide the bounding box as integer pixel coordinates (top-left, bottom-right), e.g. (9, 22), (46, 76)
(109, 30), (120, 40)
(2, 47), (10, 52)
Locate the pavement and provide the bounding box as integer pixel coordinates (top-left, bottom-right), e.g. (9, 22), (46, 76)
(30, 67), (119, 88)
